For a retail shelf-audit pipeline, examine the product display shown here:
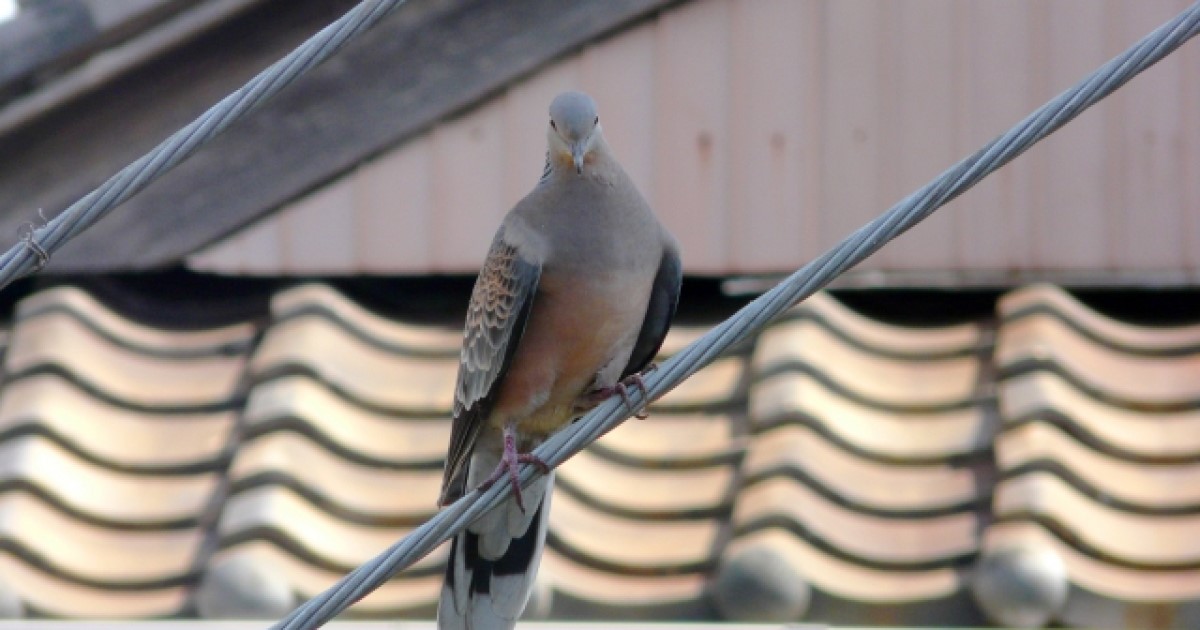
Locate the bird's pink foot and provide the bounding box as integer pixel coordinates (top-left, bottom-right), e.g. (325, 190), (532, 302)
(477, 424), (549, 512)
(585, 364), (658, 419)
(625, 363), (660, 418)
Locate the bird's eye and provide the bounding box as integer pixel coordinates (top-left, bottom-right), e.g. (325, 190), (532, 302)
(550, 120), (557, 130)
(593, 116), (599, 125)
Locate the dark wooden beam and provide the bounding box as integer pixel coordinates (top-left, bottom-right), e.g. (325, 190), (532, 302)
(0, 0), (679, 272)
(0, 0), (194, 97)
(0, 0), (96, 94)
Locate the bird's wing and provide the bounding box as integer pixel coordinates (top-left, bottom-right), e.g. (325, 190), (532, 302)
(620, 237), (683, 378)
(438, 225), (542, 506)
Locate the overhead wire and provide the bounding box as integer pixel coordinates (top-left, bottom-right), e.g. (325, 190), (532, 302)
(0, 0), (411, 288)
(267, 2), (1200, 628)
(0, 0), (1195, 626)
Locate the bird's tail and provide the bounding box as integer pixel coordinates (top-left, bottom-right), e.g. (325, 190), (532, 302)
(438, 472), (553, 630)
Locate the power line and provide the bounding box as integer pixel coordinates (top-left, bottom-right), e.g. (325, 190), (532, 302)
(0, 0), (410, 289)
(268, 2), (1200, 629)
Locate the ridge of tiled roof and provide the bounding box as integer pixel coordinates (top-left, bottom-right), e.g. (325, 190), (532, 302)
(0, 281), (1195, 627)
(715, 293), (997, 626)
(1000, 371), (1200, 462)
(0, 285), (254, 618)
(999, 284), (1200, 355)
(976, 284), (1200, 628)
(997, 318), (1199, 411)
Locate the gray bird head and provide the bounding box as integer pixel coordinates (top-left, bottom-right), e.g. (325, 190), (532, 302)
(547, 91), (601, 174)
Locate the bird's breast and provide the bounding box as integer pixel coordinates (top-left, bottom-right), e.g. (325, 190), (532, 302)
(488, 268), (653, 437)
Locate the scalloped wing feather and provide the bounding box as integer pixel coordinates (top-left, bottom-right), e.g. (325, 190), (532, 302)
(439, 228), (542, 505)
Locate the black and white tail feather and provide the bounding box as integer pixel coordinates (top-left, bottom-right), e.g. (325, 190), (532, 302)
(438, 446), (554, 630)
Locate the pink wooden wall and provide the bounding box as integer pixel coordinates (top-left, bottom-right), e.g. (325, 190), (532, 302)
(188, 0), (1200, 281)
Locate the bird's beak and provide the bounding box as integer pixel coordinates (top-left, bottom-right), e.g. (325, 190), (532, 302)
(571, 142), (587, 174)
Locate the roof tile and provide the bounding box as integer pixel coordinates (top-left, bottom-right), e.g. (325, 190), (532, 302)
(975, 283), (1200, 627)
(217, 485), (445, 574)
(787, 292), (985, 357)
(538, 551), (708, 617)
(0, 374), (234, 471)
(243, 375), (449, 466)
(733, 477), (982, 567)
(270, 284), (461, 355)
(1000, 371), (1200, 460)
(742, 424), (992, 513)
(557, 448), (735, 515)
(723, 529), (964, 604)
(0, 281), (1195, 625)
(229, 432), (441, 524)
(1000, 284), (1200, 354)
(6, 310), (245, 409)
(0, 554), (187, 618)
(994, 473), (1200, 567)
(982, 521), (1200, 601)
(754, 318), (983, 409)
(0, 435), (218, 527)
(0, 491), (202, 585)
(549, 489), (718, 572)
(998, 422), (1200, 510)
(210, 543), (442, 616)
(997, 313), (1200, 409)
(751, 371), (995, 459)
(582, 411), (740, 464)
(15, 286), (255, 355)
(250, 314), (457, 414)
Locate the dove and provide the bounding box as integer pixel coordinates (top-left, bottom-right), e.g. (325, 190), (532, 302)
(436, 91), (681, 629)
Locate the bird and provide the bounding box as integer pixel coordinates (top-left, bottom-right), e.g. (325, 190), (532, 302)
(436, 91), (682, 630)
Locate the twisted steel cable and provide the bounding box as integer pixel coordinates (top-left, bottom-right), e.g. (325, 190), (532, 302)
(268, 2), (1200, 628)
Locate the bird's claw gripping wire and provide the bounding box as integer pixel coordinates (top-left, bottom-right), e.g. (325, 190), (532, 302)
(584, 363), (658, 420)
(476, 422), (550, 513)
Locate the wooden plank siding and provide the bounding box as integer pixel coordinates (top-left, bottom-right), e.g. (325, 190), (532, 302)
(188, 0), (1200, 280)
(0, 0), (194, 97)
(0, 0), (683, 272)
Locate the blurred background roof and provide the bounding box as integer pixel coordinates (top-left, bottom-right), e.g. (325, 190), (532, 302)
(0, 0), (1198, 628)
(0, 280), (1196, 628)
